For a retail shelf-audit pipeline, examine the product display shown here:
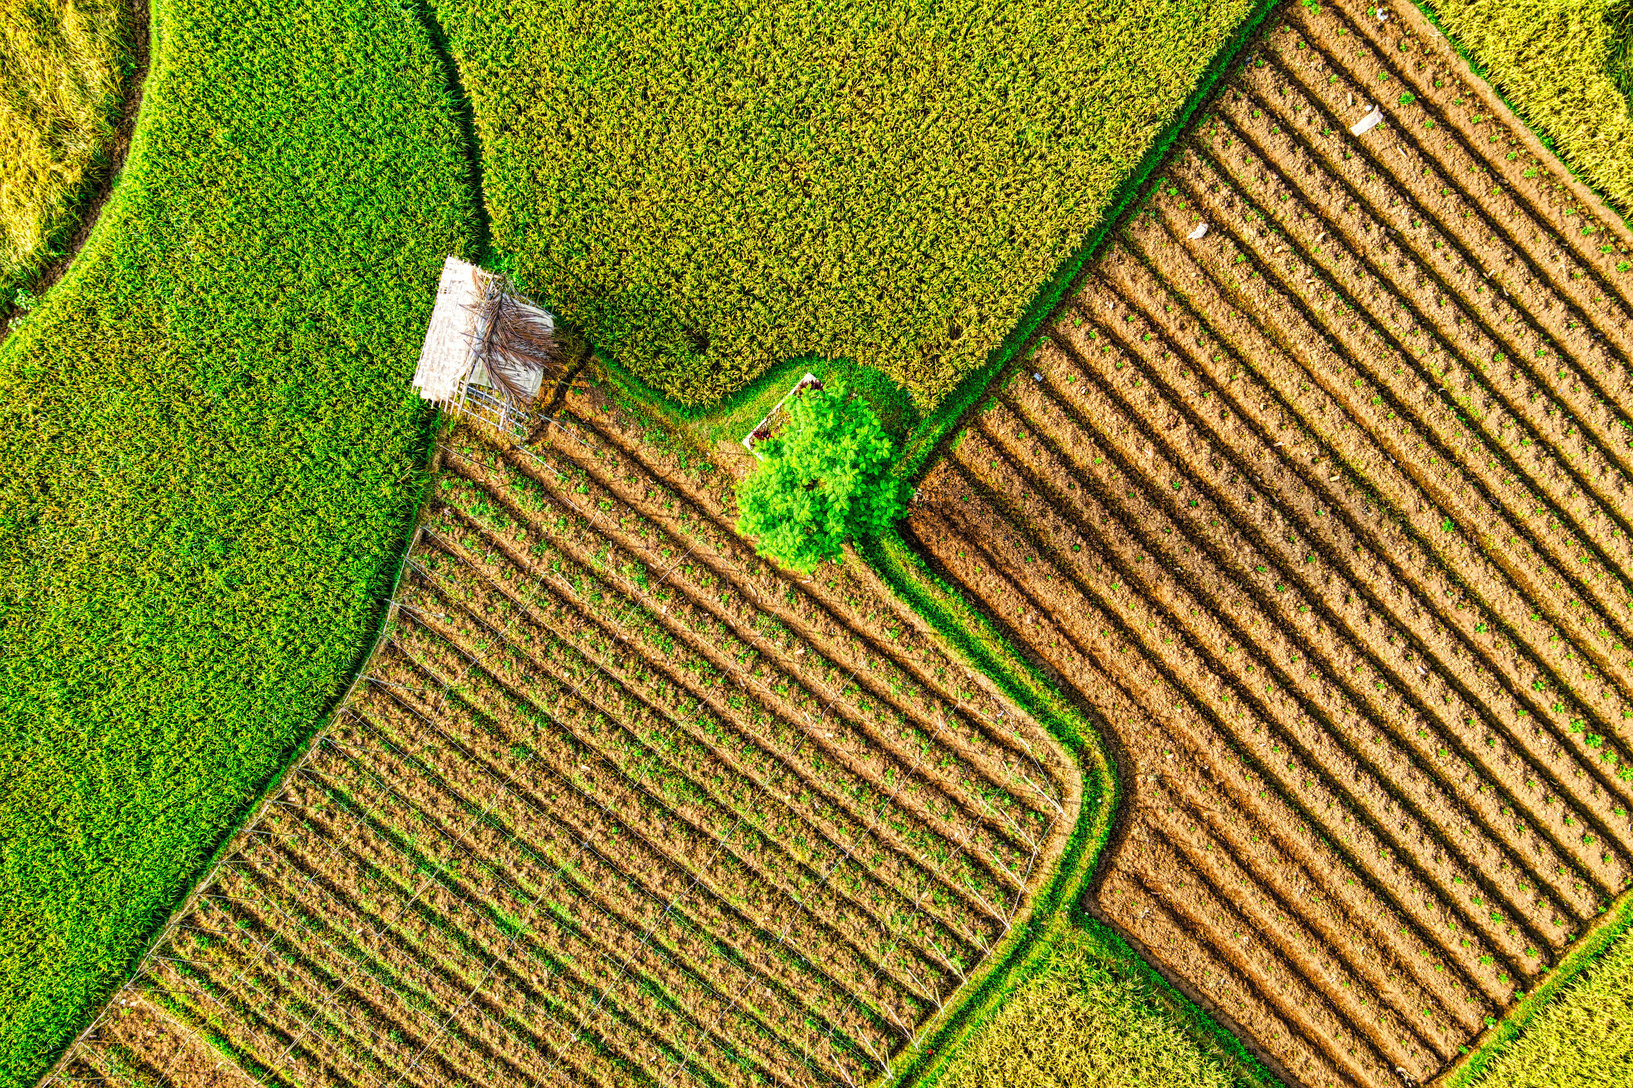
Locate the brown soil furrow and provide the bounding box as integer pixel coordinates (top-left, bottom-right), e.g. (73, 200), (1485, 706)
(366, 632), (903, 1065)
(400, 568), (991, 979)
(947, 424), (1541, 977)
(900, 4), (1633, 1079)
(1119, 204), (1633, 849)
(1133, 830), (1400, 1086)
(1305, 3), (1633, 313)
(1107, 871), (1354, 1088)
(178, 891), (456, 1088)
(385, 574), (964, 1005)
(497, 433), (1061, 832)
(1256, 21), (1633, 439)
(1145, 174), (1633, 740)
(397, 545), (1002, 962)
(392, 568), (983, 969)
(908, 498), (1516, 1010)
(1052, 283), (1619, 909)
(1196, 113), (1633, 651)
(140, 960), (297, 1081)
(418, 497), (1024, 919)
(217, 845), (456, 1050)
(1151, 760), (1478, 1041)
(1178, 99), (1633, 707)
(147, 934), (381, 1088)
(440, 467), (1038, 888)
(89, 994), (260, 1088)
(1087, 232), (1633, 875)
(1149, 799), (1449, 1072)
(1189, 90), (1633, 703)
(1240, 40), (1633, 530)
(416, 494), (963, 882)
(339, 689), (859, 1087)
(996, 352), (1598, 929)
(553, 413), (1066, 790)
(387, 569), (996, 966)
(276, 757), (723, 1088)
(442, 449), (1048, 868)
(301, 729), (773, 1088)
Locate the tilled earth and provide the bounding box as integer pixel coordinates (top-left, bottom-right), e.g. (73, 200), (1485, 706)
(53, 393), (1074, 1088)
(907, 1), (1633, 1084)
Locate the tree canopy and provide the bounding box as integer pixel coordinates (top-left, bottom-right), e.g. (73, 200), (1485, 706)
(736, 381), (906, 572)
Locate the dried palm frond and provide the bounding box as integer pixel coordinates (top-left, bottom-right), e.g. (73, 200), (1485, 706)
(463, 267), (559, 409)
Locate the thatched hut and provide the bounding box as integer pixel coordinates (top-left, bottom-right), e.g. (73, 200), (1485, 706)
(412, 256), (559, 435)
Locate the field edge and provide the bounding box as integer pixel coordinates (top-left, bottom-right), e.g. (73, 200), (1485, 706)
(26, 439), (445, 1088)
(859, 529), (1284, 1088)
(1434, 885), (1633, 1088)
(890, 0), (1285, 487)
(1410, 0), (1633, 235)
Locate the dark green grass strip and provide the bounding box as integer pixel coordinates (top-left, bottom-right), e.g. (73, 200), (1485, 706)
(0, 0), (479, 1081)
(1439, 885), (1633, 1087)
(892, 0), (1284, 486)
(859, 530), (1281, 1088)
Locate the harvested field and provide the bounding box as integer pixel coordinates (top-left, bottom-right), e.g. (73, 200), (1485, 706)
(905, 1), (1633, 1085)
(53, 391), (1074, 1088)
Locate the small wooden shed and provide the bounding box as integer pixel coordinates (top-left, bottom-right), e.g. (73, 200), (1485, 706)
(412, 256), (558, 436)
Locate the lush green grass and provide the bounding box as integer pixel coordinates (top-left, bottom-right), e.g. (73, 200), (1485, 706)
(0, 0), (138, 307)
(1429, 0), (1633, 210)
(0, 0), (477, 1080)
(432, 0), (1257, 406)
(927, 925), (1242, 1088)
(1462, 907), (1633, 1088)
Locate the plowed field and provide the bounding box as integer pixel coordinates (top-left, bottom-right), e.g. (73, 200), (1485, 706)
(55, 394), (1074, 1088)
(906, 2), (1633, 1085)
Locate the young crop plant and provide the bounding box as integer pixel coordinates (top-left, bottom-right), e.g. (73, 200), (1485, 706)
(736, 382), (907, 574)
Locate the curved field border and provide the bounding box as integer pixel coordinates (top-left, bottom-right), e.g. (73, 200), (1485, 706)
(0, 0), (149, 333)
(862, 531), (1285, 1088)
(0, 0), (480, 1080)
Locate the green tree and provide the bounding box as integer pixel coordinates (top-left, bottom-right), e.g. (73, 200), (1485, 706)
(737, 381), (906, 572)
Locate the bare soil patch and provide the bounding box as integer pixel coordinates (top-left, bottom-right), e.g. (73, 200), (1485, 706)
(905, 2), (1633, 1085)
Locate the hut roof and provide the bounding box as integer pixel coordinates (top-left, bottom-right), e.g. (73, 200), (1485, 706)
(412, 256), (482, 401)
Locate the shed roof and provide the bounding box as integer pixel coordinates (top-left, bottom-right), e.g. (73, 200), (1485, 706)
(412, 256), (482, 402)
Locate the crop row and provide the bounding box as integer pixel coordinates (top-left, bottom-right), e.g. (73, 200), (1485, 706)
(76, 399), (1073, 1088)
(906, 3), (1633, 1085)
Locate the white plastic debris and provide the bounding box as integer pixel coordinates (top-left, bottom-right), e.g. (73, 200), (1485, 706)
(1351, 105), (1384, 136)
(1188, 221), (1209, 240)
(1033, 372), (1043, 382)
(1376, 5), (1389, 21)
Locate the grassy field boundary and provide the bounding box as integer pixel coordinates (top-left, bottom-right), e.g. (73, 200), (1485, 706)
(1433, 885), (1633, 1087)
(860, 529), (1283, 1088)
(30, 439), (442, 1088)
(1410, 0), (1633, 234)
(0, 0), (146, 321)
(892, 0), (1283, 486)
